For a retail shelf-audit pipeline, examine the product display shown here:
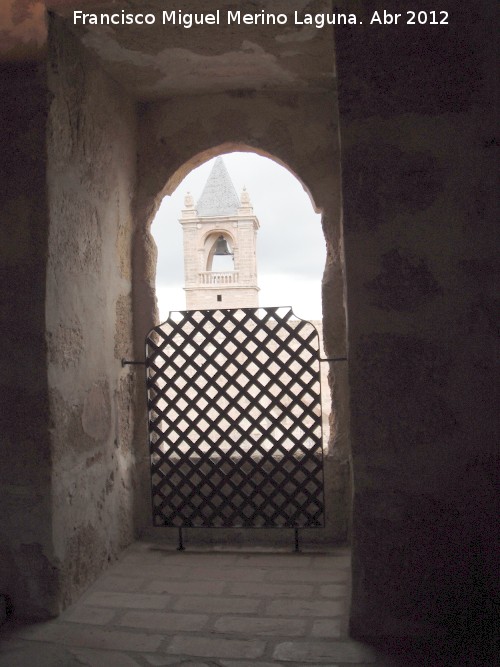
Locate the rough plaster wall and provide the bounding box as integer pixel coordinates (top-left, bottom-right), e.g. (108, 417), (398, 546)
(46, 17), (138, 613)
(0, 63), (56, 618)
(134, 91), (350, 544)
(336, 0), (497, 651)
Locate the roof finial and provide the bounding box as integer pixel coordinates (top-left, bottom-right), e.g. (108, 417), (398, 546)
(238, 185), (253, 215)
(240, 186), (251, 206)
(184, 191), (194, 208)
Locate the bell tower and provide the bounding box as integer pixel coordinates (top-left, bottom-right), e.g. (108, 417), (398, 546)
(180, 157), (260, 310)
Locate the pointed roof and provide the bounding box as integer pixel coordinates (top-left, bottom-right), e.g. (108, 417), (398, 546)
(196, 157), (240, 217)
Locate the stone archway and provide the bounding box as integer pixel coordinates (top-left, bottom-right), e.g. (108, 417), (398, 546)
(133, 128), (350, 546)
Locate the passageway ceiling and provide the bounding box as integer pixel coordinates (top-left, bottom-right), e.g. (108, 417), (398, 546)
(3, 0), (336, 99)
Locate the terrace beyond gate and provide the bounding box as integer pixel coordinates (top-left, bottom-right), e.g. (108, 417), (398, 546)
(145, 307), (325, 531)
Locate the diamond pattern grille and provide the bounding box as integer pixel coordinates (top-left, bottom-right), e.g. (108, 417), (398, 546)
(146, 307), (324, 528)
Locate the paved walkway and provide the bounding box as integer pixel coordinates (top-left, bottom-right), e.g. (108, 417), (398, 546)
(1, 542), (405, 666)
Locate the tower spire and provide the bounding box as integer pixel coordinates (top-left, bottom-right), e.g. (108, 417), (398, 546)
(196, 157), (240, 217)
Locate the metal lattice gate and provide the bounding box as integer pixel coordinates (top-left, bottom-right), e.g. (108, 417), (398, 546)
(145, 307), (325, 530)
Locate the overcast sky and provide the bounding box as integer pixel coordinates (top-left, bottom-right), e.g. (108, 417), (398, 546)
(151, 152), (325, 321)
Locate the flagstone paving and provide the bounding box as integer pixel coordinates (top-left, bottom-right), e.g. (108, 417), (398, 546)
(0, 542), (423, 666)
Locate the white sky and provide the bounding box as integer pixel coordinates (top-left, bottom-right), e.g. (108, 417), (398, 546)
(151, 152), (325, 322)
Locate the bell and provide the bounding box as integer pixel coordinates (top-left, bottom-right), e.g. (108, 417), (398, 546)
(214, 235), (232, 256)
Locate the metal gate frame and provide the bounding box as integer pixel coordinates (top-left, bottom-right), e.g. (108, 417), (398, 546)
(145, 307), (325, 541)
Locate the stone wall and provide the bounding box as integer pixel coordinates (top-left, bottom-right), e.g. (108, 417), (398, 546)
(0, 62), (54, 618)
(336, 0), (497, 648)
(1, 18), (140, 619)
(44, 17), (137, 615)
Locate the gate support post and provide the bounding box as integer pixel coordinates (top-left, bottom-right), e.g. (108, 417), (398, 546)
(294, 528), (300, 553)
(177, 527), (185, 551)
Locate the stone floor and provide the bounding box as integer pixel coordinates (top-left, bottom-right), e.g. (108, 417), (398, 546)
(0, 541), (442, 666)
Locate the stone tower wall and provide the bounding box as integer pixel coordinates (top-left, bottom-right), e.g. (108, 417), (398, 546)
(185, 287), (259, 311)
(180, 162), (260, 310)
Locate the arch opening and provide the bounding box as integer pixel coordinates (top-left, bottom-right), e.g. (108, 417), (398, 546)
(150, 149), (325, 322)
(135, 117), (350, 546)
(145, 147), (341, 542)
